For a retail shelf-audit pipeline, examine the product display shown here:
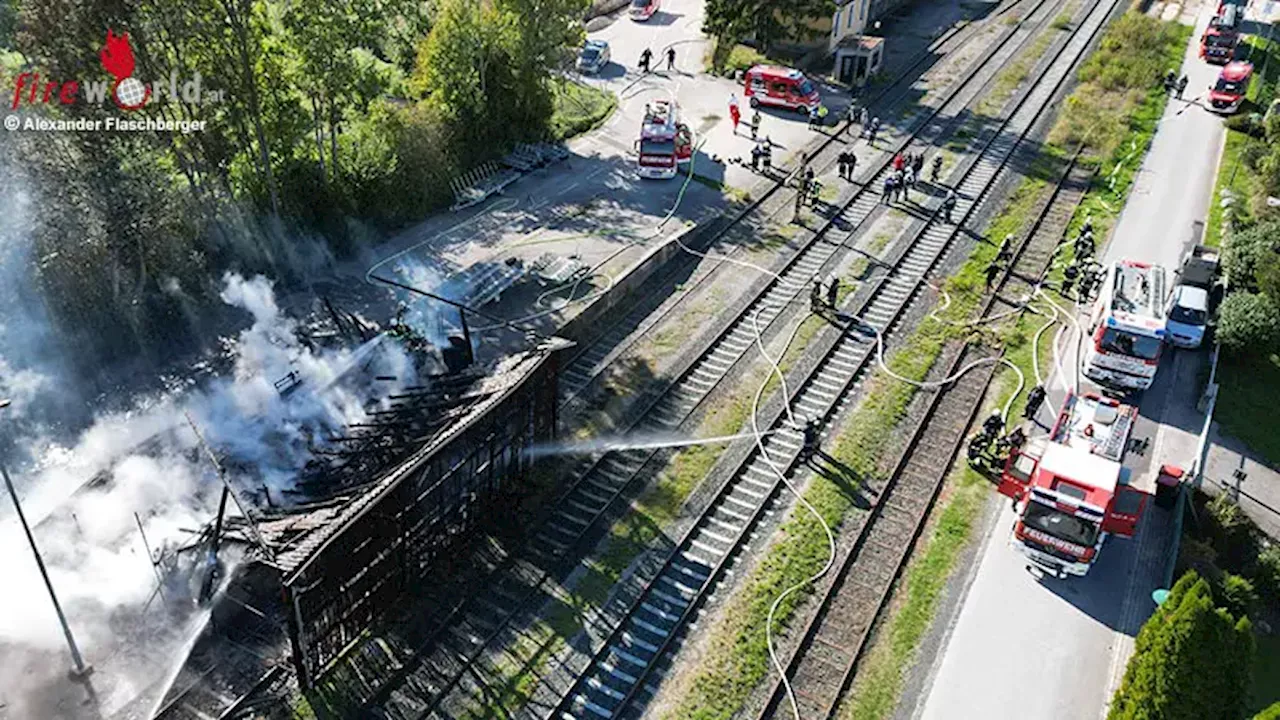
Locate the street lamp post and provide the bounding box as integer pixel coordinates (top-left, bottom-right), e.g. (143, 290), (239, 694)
(0, 399), (92, 678)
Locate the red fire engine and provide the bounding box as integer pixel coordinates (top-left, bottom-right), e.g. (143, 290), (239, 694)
(1208, 61), (1253, 114)
(1082, 259), (1167, 392)
(635, 99), (693, 179)
(997, 393), (1151, 578)
(1200, 4), (1240, 64)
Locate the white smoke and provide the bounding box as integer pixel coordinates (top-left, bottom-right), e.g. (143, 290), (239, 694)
(0, 272), (420, 713)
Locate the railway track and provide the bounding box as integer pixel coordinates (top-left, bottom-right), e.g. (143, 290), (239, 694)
(323, 2), (1069, 716)
(750, 148), (1093, 720)
(545, 0), (1121, 714)
(554, 0), (1038, 406)
(359, 3), (1086, 717)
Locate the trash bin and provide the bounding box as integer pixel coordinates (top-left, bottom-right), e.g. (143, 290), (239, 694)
(1155, 464), (1185, 509)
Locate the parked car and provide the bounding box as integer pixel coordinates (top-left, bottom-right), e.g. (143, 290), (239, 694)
(629, 0), (659, 21)
(577, 39), (610, 74)
(1165, 244), (1221, 349)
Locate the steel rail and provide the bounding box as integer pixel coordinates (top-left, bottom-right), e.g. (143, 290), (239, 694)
(353, 1), (1054, 715)
(548, 0), (1120, 714)
(751, 141), (1091, 720)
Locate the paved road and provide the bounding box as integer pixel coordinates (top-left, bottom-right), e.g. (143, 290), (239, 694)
(914, 2), (1229, 718)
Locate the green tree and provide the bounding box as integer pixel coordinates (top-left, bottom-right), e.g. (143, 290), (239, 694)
(1257, 701), (1280, 720)
(704, 0), (835, 57)
(1109, 571), (1255, 720)
(1217, 291), (1280, 353)
(1224, 219), (1280, 289)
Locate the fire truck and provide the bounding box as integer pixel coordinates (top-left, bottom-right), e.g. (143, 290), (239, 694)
(635, 99), (693, 179)
(1082, 259), (1167, 392)
(1208, 61), (1254, 114)
(997, 393), (1150, 578)
(1200, 4), (1240, 64)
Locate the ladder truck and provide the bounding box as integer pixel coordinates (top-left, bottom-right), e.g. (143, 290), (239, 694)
(995, 392), (1152, 578)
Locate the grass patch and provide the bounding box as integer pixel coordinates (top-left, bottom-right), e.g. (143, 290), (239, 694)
(705, 42), (769, 76)
(1204, 34), (1280, 246)
(550, 78), (617, 140)
(1215, 351), (1280, 466)
(1049, 13), (1190, 158)
(1204, 129), (1260, 248)
(1052, 13), (1072, 30)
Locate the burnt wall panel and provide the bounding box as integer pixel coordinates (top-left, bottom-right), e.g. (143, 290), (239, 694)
(285, 358), (558, 687)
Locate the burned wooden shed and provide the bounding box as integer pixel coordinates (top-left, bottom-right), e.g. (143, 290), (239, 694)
(264, 339), (565, 688)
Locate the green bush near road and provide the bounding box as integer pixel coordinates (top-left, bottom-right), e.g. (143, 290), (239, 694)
(1108, 571), (1255, 720)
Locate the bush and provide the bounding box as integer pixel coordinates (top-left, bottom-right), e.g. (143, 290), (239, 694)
(1219, 572), (1259, 619)
(1255, 543), (1280, 599)
(1258, 701), (1280, 720)
(1109, 571), (1255, 720)
(1217, 291), (1280, 353)
(709, 42), (767, 76)
(1224, 219), (1280, 289)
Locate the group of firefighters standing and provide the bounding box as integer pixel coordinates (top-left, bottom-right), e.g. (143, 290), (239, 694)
(637, 46), (677, 74)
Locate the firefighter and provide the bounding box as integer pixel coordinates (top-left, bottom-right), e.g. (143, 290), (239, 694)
(846, 151), (857, 180)
(1024, 384), (1046, 421)
(666, 47), (676, 72)
(997, 234), (1014, 264)
(809, 177), (823, 206)
(827, 278), (840, 308)
(750, 109), (761, 139)
(931, 155), (943, 184)
(982, 410), (1005, 441)
(1003, 427), (1027, 452)
(1176, 74), (1187, 99)
(943, 188), (957, 223)
(903, 167), (915, 202)
(750, 142), (762, 172)
(810, 280), (824, 312)
(882, 174), (895, 204)
(837, 151), (848, 180)
(984, 261), (1001, 291)
(640, 47), (653, 73)
(808, 104), (821, 129)
(1079, 265), (1100, 300)
(1063, 261), (1080, 295)
(802, 418), (820, 460)
(762, 138), (773, 170)
(804, 167), (816, 195)
(867, 117), (880, 144)
(1075, 229), (1095, 259)
(912, 153), (924, 179)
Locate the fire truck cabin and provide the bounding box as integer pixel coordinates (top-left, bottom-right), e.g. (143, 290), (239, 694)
(999, 393), (1150, 578)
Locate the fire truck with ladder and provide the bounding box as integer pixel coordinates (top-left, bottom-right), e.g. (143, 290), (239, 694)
(635, 99), (693, 179)
(1082, 259), (1168, 392)
(996, 393), (1153, 578)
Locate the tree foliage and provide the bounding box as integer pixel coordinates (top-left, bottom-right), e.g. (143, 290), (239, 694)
(2, 0), (588, 368)
(1218, 291), (1280, 353)
(1108, 571), (1255, 720)
(704, 0), (835, 57)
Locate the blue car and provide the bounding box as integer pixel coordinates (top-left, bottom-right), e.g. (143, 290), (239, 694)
(578, 40), (610, 74)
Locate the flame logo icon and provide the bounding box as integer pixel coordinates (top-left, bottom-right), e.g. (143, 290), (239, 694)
(100, 30), (149, 110)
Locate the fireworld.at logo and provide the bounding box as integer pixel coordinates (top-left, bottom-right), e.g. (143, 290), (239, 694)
(10, 30), (225, 111)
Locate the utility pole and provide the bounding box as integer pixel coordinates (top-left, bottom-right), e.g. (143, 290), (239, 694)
(0, 399), (92, 678)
